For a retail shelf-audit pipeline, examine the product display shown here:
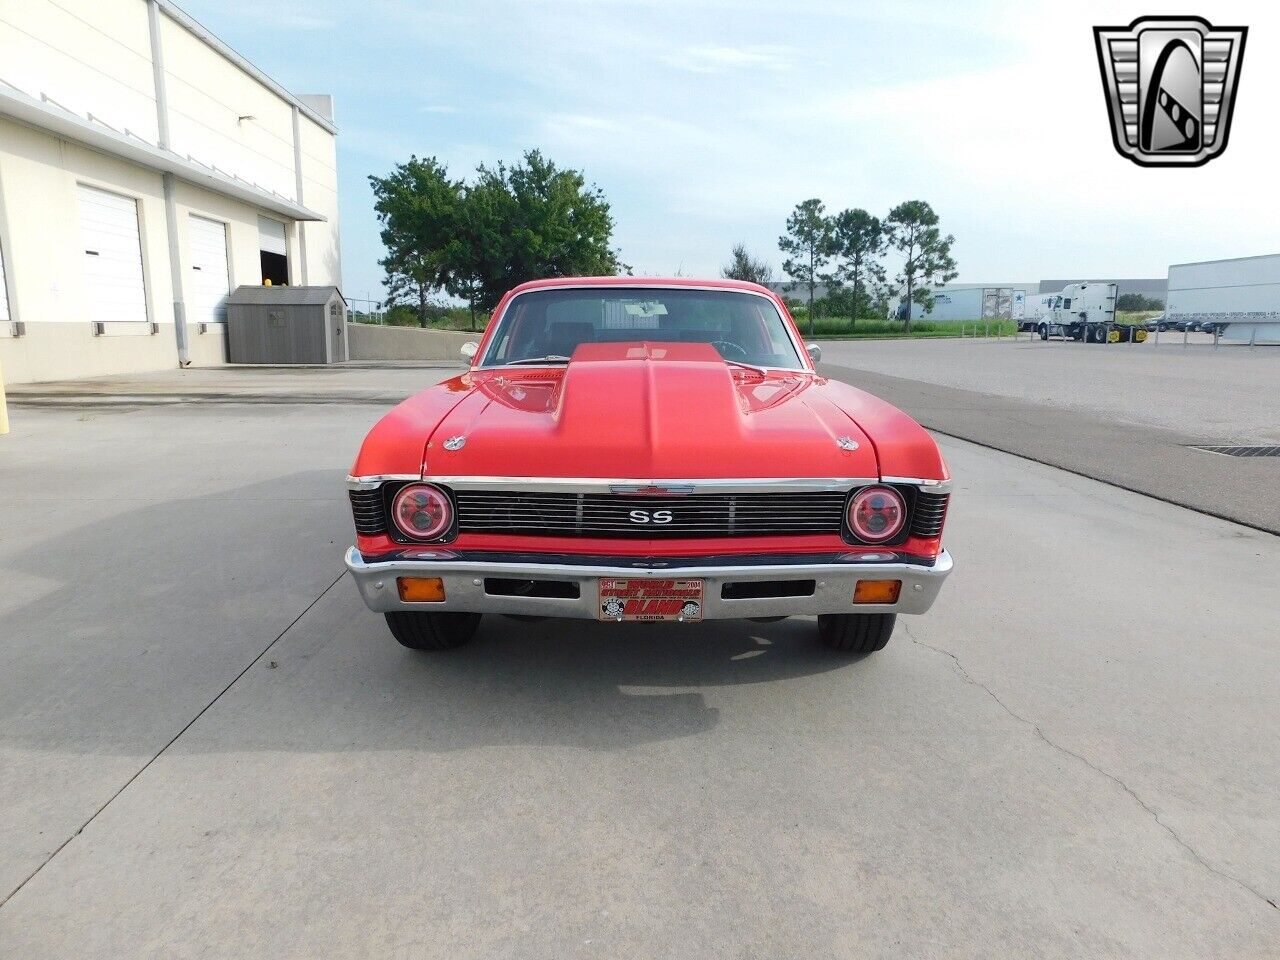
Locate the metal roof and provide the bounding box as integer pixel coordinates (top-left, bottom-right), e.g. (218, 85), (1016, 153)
(228, 285), (346, 305)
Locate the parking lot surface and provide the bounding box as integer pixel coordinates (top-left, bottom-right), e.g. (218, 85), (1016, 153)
(817, 339), (1280, 534)
(1, 374), (1277, 958)
(817, 336), (1280, 441)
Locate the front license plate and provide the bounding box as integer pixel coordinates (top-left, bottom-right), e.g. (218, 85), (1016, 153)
(597, 578), (704, 622)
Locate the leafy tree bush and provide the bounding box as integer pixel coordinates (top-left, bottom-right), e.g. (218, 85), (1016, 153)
(778, 199), (834, 334)
(368, 157), (465, 327)
(1116, 293), (1165, 311)
(721, 243), (775, 285)
(369, 150), (624, 329)
(884, 200), (958, 332)
(825, 208), (885, 330)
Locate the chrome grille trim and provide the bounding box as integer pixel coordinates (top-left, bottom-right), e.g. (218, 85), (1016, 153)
(420, 476), (877, 495)
(348, 477), (952, 541)
(346, 473), (421, 491)
(454, 490), (849, 539)
(910, 492), (949, 538)
(349, 489), (388, 535)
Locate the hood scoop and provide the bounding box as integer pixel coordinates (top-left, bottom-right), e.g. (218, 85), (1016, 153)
(431, 343), (878, 478)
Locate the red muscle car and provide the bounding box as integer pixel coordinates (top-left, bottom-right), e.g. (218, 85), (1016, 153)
(345, 278), (952, 654)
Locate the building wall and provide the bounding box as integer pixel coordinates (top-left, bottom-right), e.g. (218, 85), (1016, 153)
(0, 0), (160, 143)
(296, 110), (341, 287)
(0, 117), (326, 381)
(1039, 278), (1167, 301)
(887, 282), (1039, 321)
(347, 323), (478, 362)
(0, 0), (339, 384)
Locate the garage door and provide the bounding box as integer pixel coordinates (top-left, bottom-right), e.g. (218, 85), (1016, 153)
(258, 216), (289, 285)
(78, 185), (147, 324)
(0, 237), (10, 323)
(188, 215), (230, 324)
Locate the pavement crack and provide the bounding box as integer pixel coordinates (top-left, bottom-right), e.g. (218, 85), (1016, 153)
(0, 569), (347, 912)
(901, 622), (1279, 913)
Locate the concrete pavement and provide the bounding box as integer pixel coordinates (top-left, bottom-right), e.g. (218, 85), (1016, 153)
(1, 397), (1277, 957)
(815, 336), (1280, 442)
(817, 339), (1280, 535)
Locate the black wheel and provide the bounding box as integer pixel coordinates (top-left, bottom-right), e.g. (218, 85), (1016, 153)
(1088, 325), (1106, 343)
(1038, 323), (1049, 341)
(817, 613), (896, 654)
(384, 611), (481, 650)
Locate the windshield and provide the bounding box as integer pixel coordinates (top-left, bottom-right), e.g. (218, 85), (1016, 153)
(479, 287), (805, 369)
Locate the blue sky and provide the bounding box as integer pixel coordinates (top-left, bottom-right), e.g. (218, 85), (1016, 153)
(182, 0), (1279, 302)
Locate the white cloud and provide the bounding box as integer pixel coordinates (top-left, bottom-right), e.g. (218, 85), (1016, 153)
(664, 44), (799, 74)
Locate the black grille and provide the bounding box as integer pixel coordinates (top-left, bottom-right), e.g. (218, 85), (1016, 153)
(910, 492), (949, 538)
(454, 491), (849, 539)
(352, 484), (951, 542)
(1191, 445), (1280, 458)
(349, 489), (387, 535)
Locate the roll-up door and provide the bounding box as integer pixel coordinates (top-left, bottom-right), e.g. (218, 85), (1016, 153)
(78, 185), (147, 323)
(258, 216), (289, 285)
(188, 215), (230, 324)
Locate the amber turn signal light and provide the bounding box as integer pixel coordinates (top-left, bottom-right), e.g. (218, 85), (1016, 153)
(397, 577), (446, 602)
(853, 579), (901, 604)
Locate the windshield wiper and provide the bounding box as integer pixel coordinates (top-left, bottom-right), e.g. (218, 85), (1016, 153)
(505, 355), (571, 365)
(723, 360), (773, 376)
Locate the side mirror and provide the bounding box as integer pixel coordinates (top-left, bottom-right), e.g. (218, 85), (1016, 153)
(805, 342), (822, 364)
(460, 341), (479, 363)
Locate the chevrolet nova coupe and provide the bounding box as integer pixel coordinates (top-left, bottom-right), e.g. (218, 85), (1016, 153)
(345, 277), (952, 654)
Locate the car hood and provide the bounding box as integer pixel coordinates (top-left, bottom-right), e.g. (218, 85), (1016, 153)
(421, 342), (878, 479)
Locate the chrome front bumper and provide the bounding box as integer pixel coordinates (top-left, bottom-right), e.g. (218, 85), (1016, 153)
(345, 547), (952, 620)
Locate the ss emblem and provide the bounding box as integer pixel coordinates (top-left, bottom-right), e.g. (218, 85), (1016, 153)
(629, 509), (673, 524)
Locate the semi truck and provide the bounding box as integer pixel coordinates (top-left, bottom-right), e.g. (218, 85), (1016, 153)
(1017, 282), (1147, 343)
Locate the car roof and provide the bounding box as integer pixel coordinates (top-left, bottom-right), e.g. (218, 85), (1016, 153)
(504, 276), (776, 296)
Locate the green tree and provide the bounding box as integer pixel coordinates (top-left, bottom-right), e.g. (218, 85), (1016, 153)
(778, 199), (834, 334)
(721, 243), (775, 286)
(884, 200), (958, 332)
(1116, 292), (1164, 311)
(826, 208), (885, 330)
(452, 150), (623, 315)
(368, 156), (464, 327)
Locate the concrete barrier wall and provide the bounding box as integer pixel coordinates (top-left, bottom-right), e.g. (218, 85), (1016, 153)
(347, 323), (478, 362)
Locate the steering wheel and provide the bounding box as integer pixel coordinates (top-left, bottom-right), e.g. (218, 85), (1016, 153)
(710, 340), (749, 361)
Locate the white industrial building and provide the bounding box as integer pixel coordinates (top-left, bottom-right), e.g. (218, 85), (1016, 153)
(888, 282), (1041, 322)
(0, 0), (340, 384)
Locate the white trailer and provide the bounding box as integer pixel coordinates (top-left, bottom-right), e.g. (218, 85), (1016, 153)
(1166, 254), (1280, 344)
(1021, 282), (1147, 344)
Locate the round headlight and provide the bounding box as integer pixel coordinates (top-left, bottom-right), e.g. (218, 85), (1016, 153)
(847, 486), (906, 543)
(391, 483), (454, 540)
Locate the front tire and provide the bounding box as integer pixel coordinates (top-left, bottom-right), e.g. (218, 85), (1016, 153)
(817, 613), (896, 654)
(1037, 323), (1049, 341)
(384, 611), (481, 650)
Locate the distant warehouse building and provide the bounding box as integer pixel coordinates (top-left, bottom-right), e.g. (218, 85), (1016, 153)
(889, 282), (1040, 322)
(1039, 278), (1166, 303)
(0, 0), (340, 384)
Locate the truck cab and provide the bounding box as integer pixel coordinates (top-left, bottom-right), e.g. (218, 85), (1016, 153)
(1029, 282), (1143, 343)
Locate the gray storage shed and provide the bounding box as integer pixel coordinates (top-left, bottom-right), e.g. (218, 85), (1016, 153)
(226, 286), (348, 364)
